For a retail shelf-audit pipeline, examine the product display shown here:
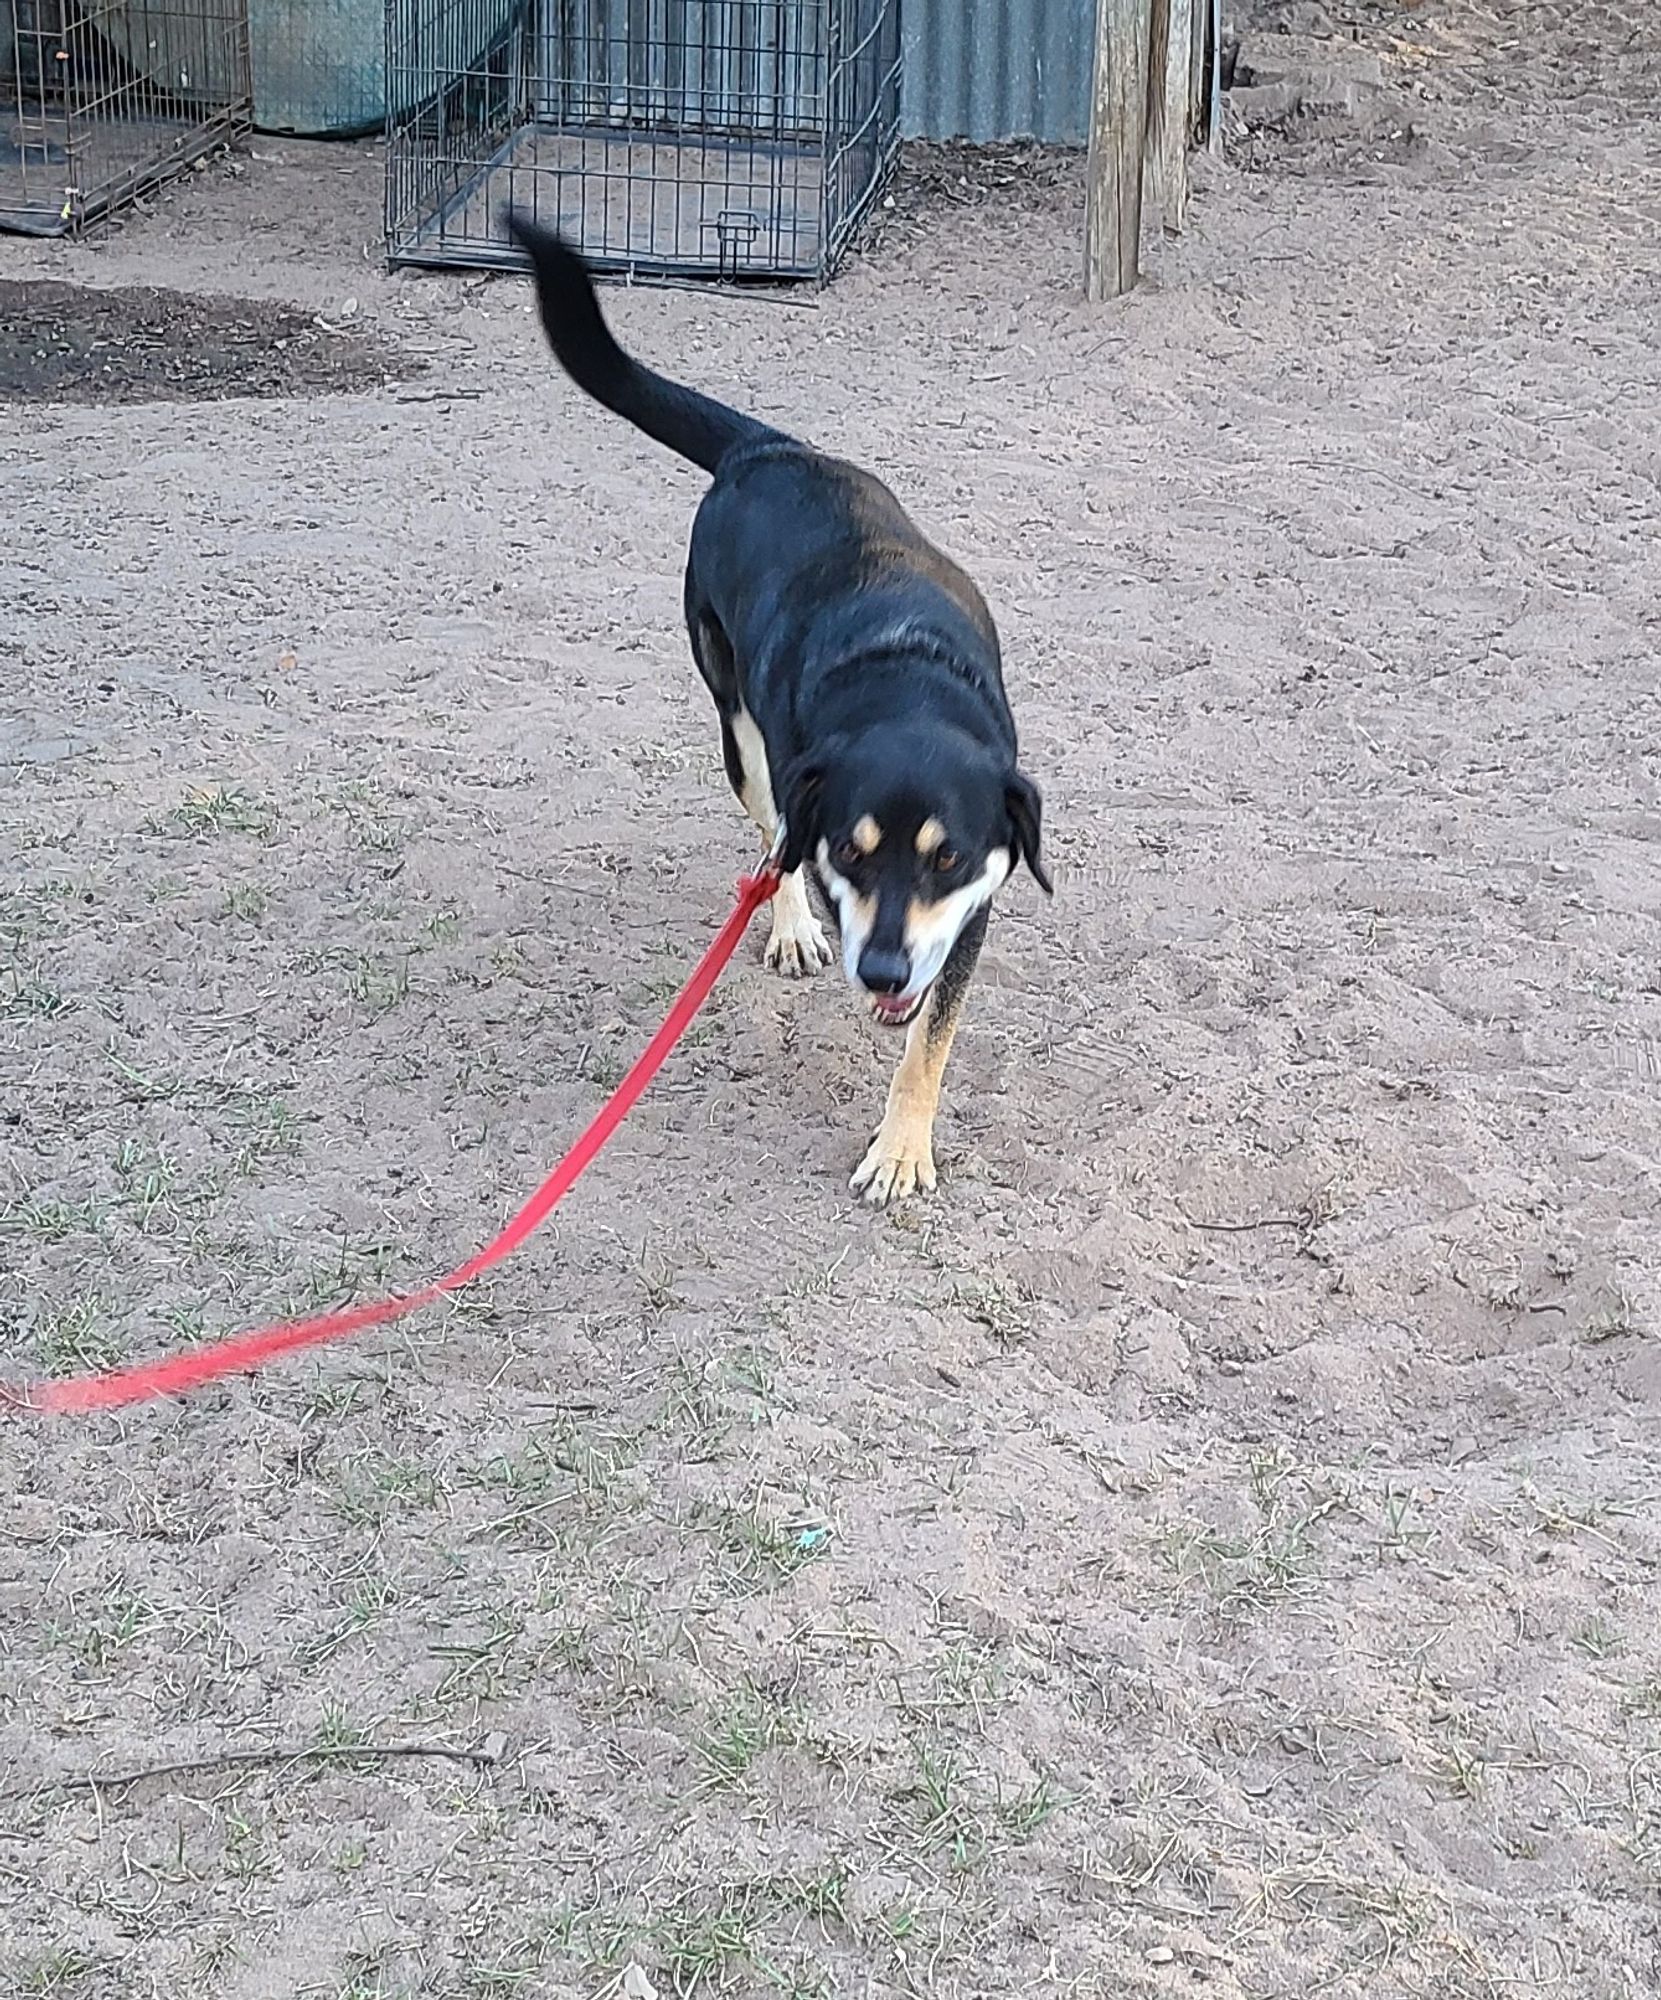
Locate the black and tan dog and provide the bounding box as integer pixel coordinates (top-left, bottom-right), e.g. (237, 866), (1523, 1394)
(508, 215), (1051, 1204)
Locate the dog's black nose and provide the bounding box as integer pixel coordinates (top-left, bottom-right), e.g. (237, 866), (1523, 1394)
(857, 946), (911, 996)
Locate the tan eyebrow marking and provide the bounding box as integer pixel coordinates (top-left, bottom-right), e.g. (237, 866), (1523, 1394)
(851, 814), (882, 854)
(914, 817), (946, 856)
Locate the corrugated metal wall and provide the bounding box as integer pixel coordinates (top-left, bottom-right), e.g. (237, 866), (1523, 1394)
(529, 0), (1096, 149)
(900, 0), (1095, 145)
(535, 1), (825, 133)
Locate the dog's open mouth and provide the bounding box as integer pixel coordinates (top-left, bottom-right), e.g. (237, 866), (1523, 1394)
(869, 989), (927, 1028)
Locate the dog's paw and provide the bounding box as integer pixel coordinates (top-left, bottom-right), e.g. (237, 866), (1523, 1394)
(764, 913), (833, 979)
(850, 1125), (937, 1207)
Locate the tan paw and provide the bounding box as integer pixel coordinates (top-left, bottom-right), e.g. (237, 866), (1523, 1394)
(850, 1125), (938, 1206)
(764, 913), (833, 978)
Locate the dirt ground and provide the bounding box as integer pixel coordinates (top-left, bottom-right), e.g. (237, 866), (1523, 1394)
(4, 1), (1661, 1994)
(0, 277), (417, 406)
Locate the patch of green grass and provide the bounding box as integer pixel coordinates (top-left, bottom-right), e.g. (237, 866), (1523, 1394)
(1434, 1745), (1486, 1800)
(33, 1296), (123, 1375)
(997, 1772), (1069, 1841)
(651, 1883), (772, 1995)
(460, 1420), (640, 1542)
(0, 878), (83, 942)
(221, 1806), (277, 1882)
(303, 1377), (372, 1422)
(155, 786), (274, 839)
(1625, 1673), (1661, 1719)
(1376, 1484), (1438, 1564)
(1, 966), (74, 1019)
(303, 1949), (400, 2000)
(1156, 1450), (1350, 1612)
(455, 1934), (559, 1997)
(105, 1045), (182, 1102)
(650, 1353), (734, 1462)
(892, 1635), (1007, 1727)
(0, 1194), (106, 1244)
(780, 1866), (849, 1927)
(335, 782), (406, 855)
(1572, 1615), (1624, 1661)
(1522, 1487), (1651, 1551)
(114, 1136), (218, 1232)
(781, 1252), (851, 1307)
(709, 1498), (833, 1595)
(289, 1234), (402, 1315)
(430, 1610), (525, 1706)
(157, 1300), (214, 1345)
(299, 1574), (400, 1667)
(344, 951), (412, 1014)
(16, 1947), (106, 1996)
(315, 1699), (368, 1750)
(324, 1450), (440, 1530)
(694, 1687), (803, 1792)
(47, 1586), (165, 1671)
(580, 1044), (629, 1092)
(890, 1743), (989, 1871)
(226, 1090), (306, 1174)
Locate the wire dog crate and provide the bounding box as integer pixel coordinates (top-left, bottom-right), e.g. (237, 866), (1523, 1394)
(1, 0), (249, 235)
(385, 0), (901, 282)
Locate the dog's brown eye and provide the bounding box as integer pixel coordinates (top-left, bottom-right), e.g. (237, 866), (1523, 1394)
(833, 840), (863, 870)
(934, 848), (960, 873)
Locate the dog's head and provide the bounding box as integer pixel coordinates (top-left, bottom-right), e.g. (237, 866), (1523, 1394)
(778, 727), (1051, 1027)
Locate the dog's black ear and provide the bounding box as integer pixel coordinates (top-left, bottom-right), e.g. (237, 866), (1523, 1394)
(778, 762), (825, 875)
(1005, 772), (1052, 894)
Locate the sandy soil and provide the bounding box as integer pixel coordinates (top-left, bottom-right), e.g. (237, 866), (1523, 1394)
(3, 2), (1661, 1994)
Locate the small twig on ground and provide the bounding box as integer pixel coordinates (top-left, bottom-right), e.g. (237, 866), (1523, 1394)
(4, 1737), (502, 1803)
(1178, 1206), (1307, 1233)
(493, 861), (607, 898)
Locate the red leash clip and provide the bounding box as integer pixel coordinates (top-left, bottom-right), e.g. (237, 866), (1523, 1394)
(750, 829), (787, 888)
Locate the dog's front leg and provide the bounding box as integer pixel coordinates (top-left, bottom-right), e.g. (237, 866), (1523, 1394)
(728, 708), (832, 978)
(760, 858), (832, 978)
(851, 907), (988, 1206)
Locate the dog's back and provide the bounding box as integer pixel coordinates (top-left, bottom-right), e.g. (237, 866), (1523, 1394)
(507, 212), (1001, 686)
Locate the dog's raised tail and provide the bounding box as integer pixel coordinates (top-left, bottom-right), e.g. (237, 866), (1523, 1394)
(506, 211), (783, 475)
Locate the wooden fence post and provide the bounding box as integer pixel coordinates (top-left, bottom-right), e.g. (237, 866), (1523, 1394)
(1086, 0), (1222, 295)
(1156, 0), (1195, 232)
(1084, 0), (1152, 299)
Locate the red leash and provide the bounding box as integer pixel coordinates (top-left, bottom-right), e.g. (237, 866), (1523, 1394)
(5, 864), (781, 1417)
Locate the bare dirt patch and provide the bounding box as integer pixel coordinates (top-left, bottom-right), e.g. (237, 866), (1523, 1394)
(0, 278), (420, 405)
(3, 3), (1661, 1996)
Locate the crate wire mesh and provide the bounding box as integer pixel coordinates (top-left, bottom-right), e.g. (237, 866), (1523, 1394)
(1, 0), (249, 235)
(385, 0), (901, 282)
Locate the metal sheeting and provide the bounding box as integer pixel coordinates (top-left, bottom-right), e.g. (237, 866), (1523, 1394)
(534, 1), (828, 134)
(900, 0), (1096, 145)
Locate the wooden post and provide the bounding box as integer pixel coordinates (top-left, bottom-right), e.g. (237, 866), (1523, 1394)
(1084, 0), (1153, 300)
(1156, 0), (1195, 232)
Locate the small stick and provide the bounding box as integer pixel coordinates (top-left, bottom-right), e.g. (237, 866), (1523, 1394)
(4, 1738), (501, 1803)
(1179, 1206), (1307, 1233)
